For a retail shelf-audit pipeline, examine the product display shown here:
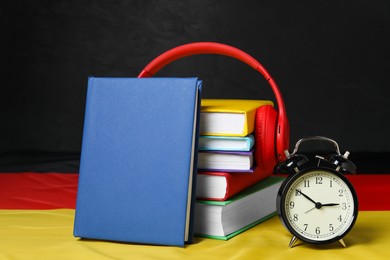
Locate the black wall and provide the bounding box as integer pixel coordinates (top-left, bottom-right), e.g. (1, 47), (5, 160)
(1, 0), (390, 171)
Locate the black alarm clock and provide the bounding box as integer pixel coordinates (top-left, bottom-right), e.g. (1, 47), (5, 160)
(275, 136), (358, 248)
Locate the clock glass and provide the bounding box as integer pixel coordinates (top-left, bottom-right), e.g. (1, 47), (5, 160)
(280, 169), (358, 244)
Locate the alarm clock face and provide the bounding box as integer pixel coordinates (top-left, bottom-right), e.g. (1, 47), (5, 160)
(277, 168), (358, 244)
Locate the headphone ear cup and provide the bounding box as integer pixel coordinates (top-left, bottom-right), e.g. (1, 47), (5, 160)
(274, 154), (309, 174)
(325, 154), (357, 174)
(254, 105), (277, 175)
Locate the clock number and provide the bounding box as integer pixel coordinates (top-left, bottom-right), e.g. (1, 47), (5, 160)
(329, 224), (334, 231)
(289, 201), (295, 209)
(330, 179), (333, 187)
(338, 215), (342, 222)
(304, 180), (310, 187)
(293, 214), (298, 221)
(316, 177), (323, 184)
(342, 202), (347, 210)
(315, 227), (321, 234)
(339, 189), (344, 197)
(303, 224), (308, 231)
(295, 189), (301, 196)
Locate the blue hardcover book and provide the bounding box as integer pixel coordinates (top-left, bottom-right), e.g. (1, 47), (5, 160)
(74, 77), (202, 247)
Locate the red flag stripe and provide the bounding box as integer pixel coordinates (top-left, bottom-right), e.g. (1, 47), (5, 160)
(0, 172), (389, 210)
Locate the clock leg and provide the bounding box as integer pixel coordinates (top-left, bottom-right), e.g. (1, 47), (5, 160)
(288, 236), (298, 248)
(338, 239), (346, 248)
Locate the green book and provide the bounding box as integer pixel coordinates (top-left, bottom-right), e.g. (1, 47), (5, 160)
(194, 176), (284, 240)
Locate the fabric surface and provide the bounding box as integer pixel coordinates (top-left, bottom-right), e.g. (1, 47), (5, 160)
(0, 209), (389, 259)
(0, 172), (78, 209)
(0, 173), (390, 259)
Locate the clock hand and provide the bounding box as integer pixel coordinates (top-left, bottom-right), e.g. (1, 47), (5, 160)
(305, 203), (339, 213)
(296, 189), (317, 205)
(296, 190), (326, 209)
(322, 203), (339, 207)
(305, 206), (316, 214)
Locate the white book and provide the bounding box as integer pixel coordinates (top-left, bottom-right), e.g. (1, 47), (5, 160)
(197, 149), (254, 171)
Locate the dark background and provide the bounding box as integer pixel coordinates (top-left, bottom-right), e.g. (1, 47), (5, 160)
(1, 0), (389, 172)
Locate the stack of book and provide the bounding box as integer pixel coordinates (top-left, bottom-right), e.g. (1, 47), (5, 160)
(194, 99), (284, 240)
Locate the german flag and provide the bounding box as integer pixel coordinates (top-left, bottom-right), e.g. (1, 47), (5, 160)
(1, 172), (390, 258)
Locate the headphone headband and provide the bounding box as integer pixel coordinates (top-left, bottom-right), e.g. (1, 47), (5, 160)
(138, 42), (269, 78)
(138, 42), (289, 160)
(138, 42), (286, 119)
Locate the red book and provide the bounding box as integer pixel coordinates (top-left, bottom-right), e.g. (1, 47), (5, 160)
(196, 167), (270, 201)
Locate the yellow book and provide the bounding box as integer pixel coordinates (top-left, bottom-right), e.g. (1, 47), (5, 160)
(200, 99), (273, 137)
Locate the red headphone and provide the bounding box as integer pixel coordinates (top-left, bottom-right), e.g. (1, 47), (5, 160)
(138, 42), (289, 174)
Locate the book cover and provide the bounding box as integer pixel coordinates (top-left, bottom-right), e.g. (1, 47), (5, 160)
(196, 166), (270, 201)
(198, 134), (255, 151)
(200, 99), (273, 136)
(194, 176), (284, 240)
(197, 149), (254, 171)
(73, 77), (202, 247)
